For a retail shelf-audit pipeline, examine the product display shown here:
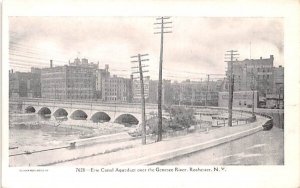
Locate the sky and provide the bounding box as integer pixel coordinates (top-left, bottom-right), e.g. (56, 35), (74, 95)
(9, 17), (284, 81)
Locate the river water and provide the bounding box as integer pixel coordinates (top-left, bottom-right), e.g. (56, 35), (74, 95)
(9, 113), (131, 153)
(157, 127), (284, 165)
(10, 112), (284, 165)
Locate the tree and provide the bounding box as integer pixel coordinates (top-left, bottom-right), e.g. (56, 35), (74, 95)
(164, 105), (196, 130)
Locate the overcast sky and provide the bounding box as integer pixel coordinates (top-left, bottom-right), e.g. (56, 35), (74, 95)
(9, 17), (283, 81)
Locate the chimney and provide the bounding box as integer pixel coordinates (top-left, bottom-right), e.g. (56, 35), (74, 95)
(50, 60), (53, 68)
(105, 64), (109, 72)
(260, 57), (262, 60)
(270, 55), (274, 60)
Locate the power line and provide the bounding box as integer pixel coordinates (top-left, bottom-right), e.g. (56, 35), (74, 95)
(10, 41), (67, 55)
(9, 48), (66, 60)
(9, 53), (66, 63)
(10, 41), (103, 64)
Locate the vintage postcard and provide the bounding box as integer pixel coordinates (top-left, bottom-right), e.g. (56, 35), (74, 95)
(1, 0), (300, 188)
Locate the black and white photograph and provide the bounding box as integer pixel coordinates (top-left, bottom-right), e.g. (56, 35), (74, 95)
(8, 16), (284, 166)
(1, 1), (300, 188)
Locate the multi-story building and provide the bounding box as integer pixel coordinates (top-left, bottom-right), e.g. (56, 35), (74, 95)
(102, 75), (132, 102)
(226, 55), (274, 97)
(218, 91), (259, 108)
(95, 64), (110, 100)
(148, 79), (173, 105)
(41, 58), (98, 100)
(171, 79), (221, 106)
(132, 76), (150, 103)
(273, 65), (284, 94)
(266, 65), (284, 108)
(9, 68), (41, 98)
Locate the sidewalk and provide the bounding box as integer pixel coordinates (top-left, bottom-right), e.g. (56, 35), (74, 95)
(54, 115), (268, 166)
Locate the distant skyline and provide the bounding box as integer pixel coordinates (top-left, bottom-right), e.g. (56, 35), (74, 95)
(9, 17), (283, 81)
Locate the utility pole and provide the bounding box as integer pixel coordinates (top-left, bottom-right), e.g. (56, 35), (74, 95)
(225, 50), (239, 127)
(251, 71), (256, 117)
(154, 16), (172, 142)
(205, 74), (210, 106)
(131, 53), (149, 145)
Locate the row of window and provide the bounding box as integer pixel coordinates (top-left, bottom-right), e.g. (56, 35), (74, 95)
(105, 96), (128, 101)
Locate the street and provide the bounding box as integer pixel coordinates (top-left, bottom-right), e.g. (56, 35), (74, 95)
(157, 127), (283, 165)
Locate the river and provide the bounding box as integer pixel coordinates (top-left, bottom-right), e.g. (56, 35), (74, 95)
(157, 127), (284, 165)
(9, 113), (133, 154)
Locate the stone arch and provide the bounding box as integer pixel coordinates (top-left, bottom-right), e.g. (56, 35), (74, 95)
(53, 108), (69, 120)
(114, 114), (139, 127)
(38, 107), (51, 115)
(37, 107), (52, 120)
(70, 110), (88, 120)
(90, 112), (111, 123)
(25, 106), (36, 113)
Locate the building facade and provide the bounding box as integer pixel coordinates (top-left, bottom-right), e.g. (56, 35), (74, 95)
(9, 68), (41, 98)
(218, 91), (258, 108)
(41, 58), (97, 100)
(148, 79), (173, 105)
(266, 65), (284, 108)
(226, 55), (274, 97)
(95, 64), (110, 100)
(171, 79), (222, 106)
(102, 75), (132, 102)
(273, 65), (284, 94)
(132, 76), (150, 103)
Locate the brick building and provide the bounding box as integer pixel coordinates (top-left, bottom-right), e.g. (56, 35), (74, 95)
(102, 75), (132, 102)
(266, 65), (284, 108)
(41, 58), (98, 100)
(95, 64), (110, 100)
(226, 55), (274, 97)
(148, 79), (173, 105)
(132, 76), (150, 103)
(171, 79), (222, 106)
(218, 91), (259, 108)
(9, 68), (41, 98)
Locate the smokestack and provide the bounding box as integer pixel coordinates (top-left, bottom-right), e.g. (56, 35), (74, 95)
(50, 60), (53, 68)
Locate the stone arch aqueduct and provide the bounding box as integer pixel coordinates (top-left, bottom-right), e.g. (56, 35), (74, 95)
(10, 98), (259, 126)
(10, 99), (160, 124)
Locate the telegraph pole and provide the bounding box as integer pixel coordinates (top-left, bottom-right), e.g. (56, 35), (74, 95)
(251, 71), (256, 117)
(131, 53), (149, 145)
(225, 50), (239, 127)
(205, 74), (210, 106)
(154, 16), (172, 142)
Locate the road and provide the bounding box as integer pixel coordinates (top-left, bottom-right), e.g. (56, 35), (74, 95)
(157, 127), (284, 165)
